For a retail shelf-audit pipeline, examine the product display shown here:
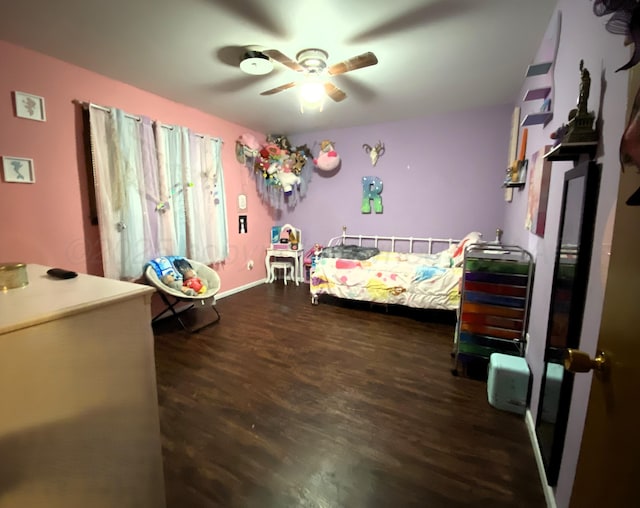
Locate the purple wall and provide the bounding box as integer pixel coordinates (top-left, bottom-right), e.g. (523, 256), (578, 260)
(284, 3), (629, 506)
(281, 104), (512, 249)
(502, 2), (627, 507)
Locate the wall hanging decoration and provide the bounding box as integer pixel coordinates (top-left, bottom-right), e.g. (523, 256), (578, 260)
(2, 156), (35, 183)
(593, 0), (640, 72)
(237, 133), (312, 211)
(504, 127), (528, 189)
(361, 176), (383, 213)
(362, 141), (385, 166)
(525, 145), (553, 236)
(313, 140), (341, 172)
(13, 91), (46, 122)
(504, 107), (521, 202)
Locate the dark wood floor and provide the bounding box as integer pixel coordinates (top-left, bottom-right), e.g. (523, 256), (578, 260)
(152, 283), (545, 508)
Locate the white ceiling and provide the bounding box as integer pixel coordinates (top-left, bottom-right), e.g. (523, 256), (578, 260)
(0, 0), (557, 134)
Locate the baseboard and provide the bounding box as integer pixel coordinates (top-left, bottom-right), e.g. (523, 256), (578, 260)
(525, 409), (557, 508)
(216, 278), (266, 300)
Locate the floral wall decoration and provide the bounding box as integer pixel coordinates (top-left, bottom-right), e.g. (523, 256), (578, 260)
(236, 133), (312, 211)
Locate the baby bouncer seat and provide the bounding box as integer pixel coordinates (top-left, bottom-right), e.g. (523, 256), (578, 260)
(145, 256), (221, 333)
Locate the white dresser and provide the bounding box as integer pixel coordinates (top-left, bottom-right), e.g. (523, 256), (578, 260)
(0, 265), (165, 508)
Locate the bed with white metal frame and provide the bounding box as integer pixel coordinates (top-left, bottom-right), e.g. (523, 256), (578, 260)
(310, 227), (465, 310)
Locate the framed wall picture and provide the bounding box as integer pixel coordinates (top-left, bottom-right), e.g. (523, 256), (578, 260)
(2, 156), (35, 183)
(505, 106), (521, 202)
(525, 145), (553, 236)
(14, 91), (46, 122)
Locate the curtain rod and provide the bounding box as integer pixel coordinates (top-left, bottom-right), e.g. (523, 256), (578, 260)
(76, 100), (221, 141)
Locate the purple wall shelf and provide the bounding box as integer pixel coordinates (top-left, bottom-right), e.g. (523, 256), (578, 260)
(524, 87), (552, 101)
(521, 112), (553, 127)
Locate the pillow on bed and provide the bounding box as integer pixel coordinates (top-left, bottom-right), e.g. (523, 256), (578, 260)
(452, 232), (483, 266)
(320, 245), (380, 260)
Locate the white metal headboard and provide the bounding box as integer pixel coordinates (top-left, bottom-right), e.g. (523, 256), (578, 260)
(326, 227), (459, 255)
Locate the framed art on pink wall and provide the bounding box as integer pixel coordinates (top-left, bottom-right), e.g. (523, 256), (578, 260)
(525, 145), (552, 236)
(2, 156), (35, 183)
(13, 91), (46, 122)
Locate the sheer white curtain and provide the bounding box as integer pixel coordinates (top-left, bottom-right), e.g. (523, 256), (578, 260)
(153, 122), (178, 255)
(89, 106), (122, 279)
(187, 135), (228, 263)
(90, 107), (157, 279)
(187, 132), (210, 261)
(210, 138), (229, 261)
(115, 109), (155, 277)
(156, 124), (188, 257)
(89, 105), (228, 279)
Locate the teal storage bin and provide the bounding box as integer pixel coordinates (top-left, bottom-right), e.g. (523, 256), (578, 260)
(487, 353), (530, 415)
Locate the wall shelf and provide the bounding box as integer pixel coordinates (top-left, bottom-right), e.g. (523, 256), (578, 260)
(526, 61), (552, 77)
(524, 87), (551, 101)
(521, 111), (553, 127)
(544, 141), (598, 161)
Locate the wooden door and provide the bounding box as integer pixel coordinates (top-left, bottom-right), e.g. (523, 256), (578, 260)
(569, 71), (640, 507)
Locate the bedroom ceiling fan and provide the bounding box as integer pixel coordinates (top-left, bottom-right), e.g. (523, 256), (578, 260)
(252, 48), (378, 106)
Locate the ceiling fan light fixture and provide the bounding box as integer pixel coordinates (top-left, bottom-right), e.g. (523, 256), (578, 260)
(296, 48), (328, 73)
(239, 50), (274, 75)
(299, 79), (325, 113)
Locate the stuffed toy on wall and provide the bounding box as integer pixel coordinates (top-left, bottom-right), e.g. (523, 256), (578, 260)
(313, 140), (341, 172)
(276, 166), (301, 194)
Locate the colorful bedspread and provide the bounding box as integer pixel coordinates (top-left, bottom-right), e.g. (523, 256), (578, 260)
(310, 250), (462, 310)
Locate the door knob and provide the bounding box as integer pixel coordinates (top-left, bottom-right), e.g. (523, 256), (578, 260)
(564, 349), (609, 373)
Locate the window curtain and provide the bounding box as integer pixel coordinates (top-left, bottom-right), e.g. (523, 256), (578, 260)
(187, 135), (228, 263)
(89, 105), (228, 280)
(156, 123), (188, 257)
(89, 106), (122, 279)
(90, 107), (158, 279)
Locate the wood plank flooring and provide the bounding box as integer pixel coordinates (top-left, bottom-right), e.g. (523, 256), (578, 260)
(152, 283), (545, 508)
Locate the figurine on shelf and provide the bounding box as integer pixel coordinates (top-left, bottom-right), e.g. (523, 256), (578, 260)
(560, 60), (598, 145)
(577, 60), (591, 116)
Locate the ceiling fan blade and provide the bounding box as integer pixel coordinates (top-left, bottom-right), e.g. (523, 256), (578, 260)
(324, 82), (347, 102)
(328, 52), (378, 76)
(260, 82), (298, 96)
(263, 49), (304, 72)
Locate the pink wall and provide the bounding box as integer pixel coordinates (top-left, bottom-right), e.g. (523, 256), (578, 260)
(0, 40), (271, 291)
